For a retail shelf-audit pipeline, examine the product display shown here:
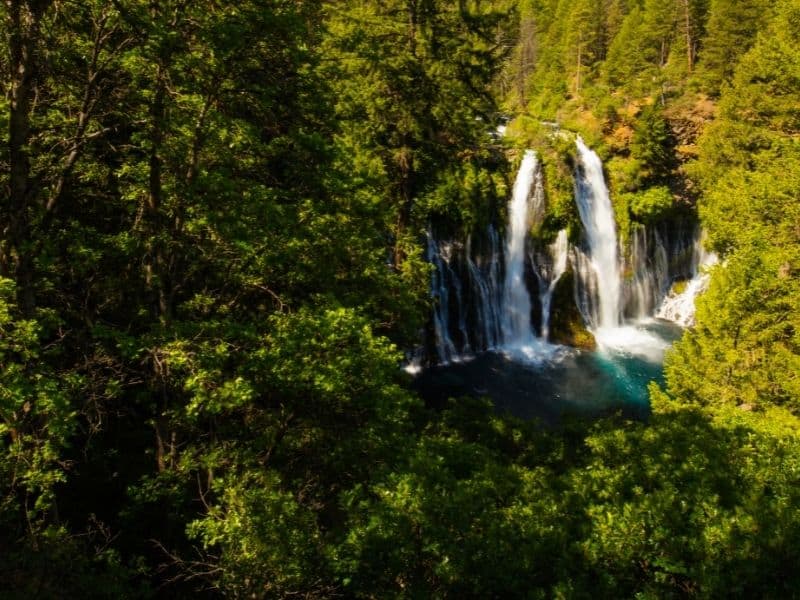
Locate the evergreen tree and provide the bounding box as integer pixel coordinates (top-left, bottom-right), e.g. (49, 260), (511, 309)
(1, 1), (800, 597)
(697, 0), (775, 95)
(322, 0), (510, 255)
(669, 0), (800, 412)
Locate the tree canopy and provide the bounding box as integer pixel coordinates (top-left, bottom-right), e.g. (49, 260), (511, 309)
(1, 0), (799, 597)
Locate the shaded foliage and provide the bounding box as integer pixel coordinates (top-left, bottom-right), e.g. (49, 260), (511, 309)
(1, 0), (799, 598)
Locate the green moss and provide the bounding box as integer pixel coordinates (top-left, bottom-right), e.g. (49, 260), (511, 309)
(548, 270), (597, 351)
(506, 117), (582, 245)
(606, 155), (643, 194)
(627, 186), (675, 223)
(671, 279), (689, 295)
(613, 191), (633, 246)
(415, 154), (510, 237)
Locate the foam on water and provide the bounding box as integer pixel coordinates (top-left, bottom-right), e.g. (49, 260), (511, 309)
(501, 339), (572, 365)
(594, 322), (671, 364)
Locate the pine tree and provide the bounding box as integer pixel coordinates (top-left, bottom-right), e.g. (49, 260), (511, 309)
(697, 0), (775, 95)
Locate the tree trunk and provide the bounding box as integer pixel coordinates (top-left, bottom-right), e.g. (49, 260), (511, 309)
(575, 35), (582, 95)
(145, 79), (171, 324)
(682, 0), (693, 72)
(407, 0), (418, 57)
(4, 0), (51, 315)
(393, 145), (414, 266)
(517, 16), (537, 107)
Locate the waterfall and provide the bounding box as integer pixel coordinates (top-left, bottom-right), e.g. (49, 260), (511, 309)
(424, 151), (551, 364)
(627, 226), (670, 320)
(573, 138), (673, 363)
(426, 224), (505, 364)
(427, 232), (458, 363)
(656, 234), (718, 326)
(540, 229), (569, 341)
(420, 138), (709, 368)
(466, 227), (503, 350)
(501, 150), (539, 347)
(486, 225), (504, 347)
(572, 247), (599, 328)
(574, 137), (621, 330)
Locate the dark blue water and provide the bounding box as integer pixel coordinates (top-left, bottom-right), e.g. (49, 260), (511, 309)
(413, 320), (683, 424)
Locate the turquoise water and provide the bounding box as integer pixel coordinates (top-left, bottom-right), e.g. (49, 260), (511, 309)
(413, 320), (683, 424)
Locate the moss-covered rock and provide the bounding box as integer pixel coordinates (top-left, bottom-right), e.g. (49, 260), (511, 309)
(506, 117), (581, 245)
(548, 269), (596, 351)
(670, 279), (689, 296)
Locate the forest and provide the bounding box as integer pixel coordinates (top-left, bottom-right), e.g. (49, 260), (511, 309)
(1, 0), (799, 597)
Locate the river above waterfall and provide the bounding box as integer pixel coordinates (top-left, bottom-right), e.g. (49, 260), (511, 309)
(412, 319), (683, 424)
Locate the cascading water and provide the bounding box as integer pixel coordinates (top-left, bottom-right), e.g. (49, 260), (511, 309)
(415, 135), (718, 421)
(623, 221), (699, 319)
(466, 227), (503, 350)
(574, 137), (622, 330)
(422, 139), (711, 367)
(426, 224), (506, 364)
(573, 138), (671, 363)
(656, 235), (718, 327)
(627, 226), (670, 320)
(501, 150), (539, 348)
(427, 232), (458, 363)
(425, 151), (557, 364)
(540, 229), (569, 341)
